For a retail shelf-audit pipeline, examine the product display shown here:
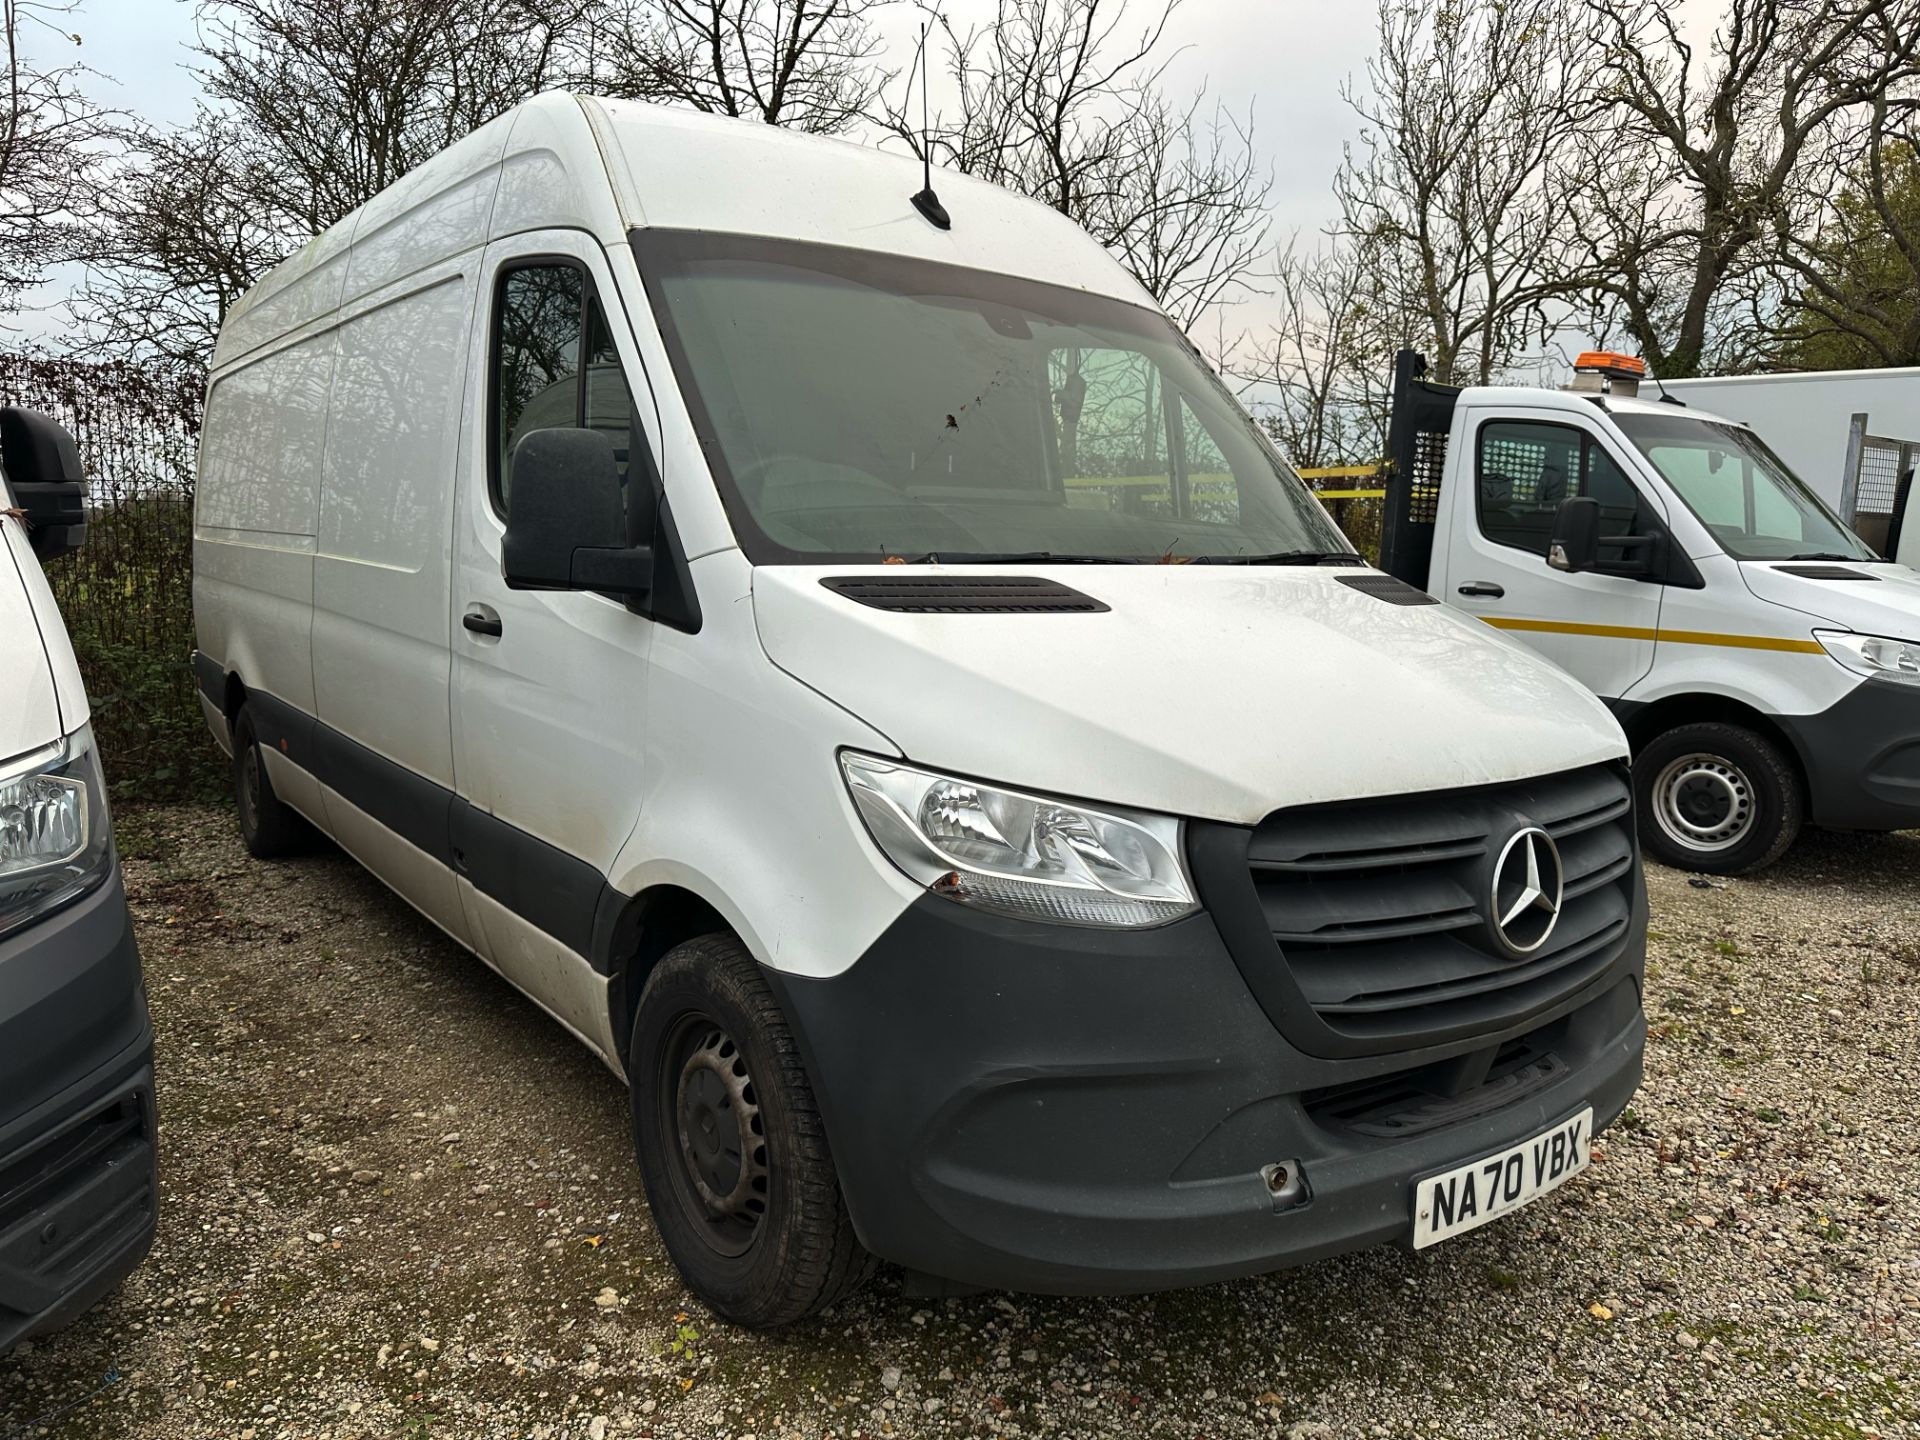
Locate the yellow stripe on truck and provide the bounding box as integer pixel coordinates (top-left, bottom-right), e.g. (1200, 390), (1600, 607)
(1482, 617), (1825, 654)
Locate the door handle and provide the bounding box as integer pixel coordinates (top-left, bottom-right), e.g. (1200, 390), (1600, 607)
(1457, 582), (1505, 599)
(462, 609), (503, 638)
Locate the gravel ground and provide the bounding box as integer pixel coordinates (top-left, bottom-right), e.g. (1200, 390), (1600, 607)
(3, 804), (1916, 1440)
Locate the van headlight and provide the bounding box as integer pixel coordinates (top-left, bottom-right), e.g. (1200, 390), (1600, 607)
(1816, 631), (1920, 685)
(1, 726), (112, 939)
(839, 752), (1196, 928)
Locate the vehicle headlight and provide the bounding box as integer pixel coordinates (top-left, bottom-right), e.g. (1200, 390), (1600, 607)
(839, 752), (1196, 928)
(1, 725), (112, 939)
(1816, 631), (1920, 685)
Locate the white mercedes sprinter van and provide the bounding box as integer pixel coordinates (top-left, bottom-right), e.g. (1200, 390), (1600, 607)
(1, 409), (157, 1351)
(193, 94), (1648, 1327)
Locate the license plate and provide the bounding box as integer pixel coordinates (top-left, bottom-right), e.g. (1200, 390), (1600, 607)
(1412, 1108), (1592, 1249)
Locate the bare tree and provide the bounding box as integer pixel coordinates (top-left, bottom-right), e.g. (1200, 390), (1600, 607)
(0, 0), (112, 316)
(195, 0), (589, 234)
(1236, 233), (1388, 467)
(889, 0), (1271, 328)
(74, 0), (591, 365)
(69, 113), (281, 367)
(1335, 0), (1583, 387)
(1765, 55), (1920, 366)
(589, 0), (893, 132)
(1573, 0), (1920, 378)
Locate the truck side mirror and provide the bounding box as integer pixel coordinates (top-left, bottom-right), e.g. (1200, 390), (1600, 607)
(1548, 496), (1601, 573)
(0, 407), (87, 561)
(502, 428), (653, 596)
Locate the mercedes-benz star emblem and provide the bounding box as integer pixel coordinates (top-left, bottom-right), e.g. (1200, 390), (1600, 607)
(1490, 827), (1564, 956)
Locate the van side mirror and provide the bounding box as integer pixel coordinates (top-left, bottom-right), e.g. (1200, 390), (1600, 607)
(1549, 495), (1657, 579)
(0, 407), (87, 561)
(1548, 497), (1600, 573)
(502, 428), (652, 596)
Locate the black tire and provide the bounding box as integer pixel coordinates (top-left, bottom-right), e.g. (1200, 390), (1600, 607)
(629, 933), (871, 1328)
(231, 705), (310, 859)
(1635, 722), (1802, 876)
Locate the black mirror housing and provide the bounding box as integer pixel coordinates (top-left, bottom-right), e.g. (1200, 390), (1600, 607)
(1548, 496), (1601, 573)
(502, 427), (652, 596)
(1550, 494), (1660, 580)
(0, 407), (87, 561)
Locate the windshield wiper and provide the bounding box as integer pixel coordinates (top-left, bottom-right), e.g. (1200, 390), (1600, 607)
(1182, 550), (1368, 566)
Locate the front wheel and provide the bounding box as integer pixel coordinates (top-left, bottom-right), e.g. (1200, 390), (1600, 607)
(629, 934), (871, 1328)
(1635, 722), (1802, 875)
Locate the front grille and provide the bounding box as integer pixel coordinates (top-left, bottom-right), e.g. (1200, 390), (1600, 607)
(0, 1091), (153, 1336)
(0, 1096), (144, 1230)
(1305, 1031), (1568, 1139)
(1232, 764), (1636, 1051)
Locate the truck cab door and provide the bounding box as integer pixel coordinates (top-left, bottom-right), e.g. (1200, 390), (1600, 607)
(1435, 407), (1668, 701)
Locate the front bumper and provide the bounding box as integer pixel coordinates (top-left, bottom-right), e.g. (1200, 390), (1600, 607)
(771, 888), (1645, 1295)
(1777, 677), (1920, 831)
(0, 869), (158, 1353)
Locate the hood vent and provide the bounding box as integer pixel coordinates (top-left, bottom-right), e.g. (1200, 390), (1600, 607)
(1773, 564), (1880, 581)
(821, 576), (1109, 614)
(1336, 573), (1438, 606)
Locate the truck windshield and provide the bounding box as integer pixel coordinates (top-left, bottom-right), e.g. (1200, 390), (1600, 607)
(1612, 412), (1876, 562)
(633, 230), (1348, 564)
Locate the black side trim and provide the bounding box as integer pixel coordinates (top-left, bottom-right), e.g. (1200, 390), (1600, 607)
(448, 801), (604, 959)
(312, 725), (455, 869)
(821, 575), (1110, 613)
(230, 682), (614, 964)
(1335, 573), (1438, 606)
(244, 690), (318, 773)
(190, 650), (224, 709)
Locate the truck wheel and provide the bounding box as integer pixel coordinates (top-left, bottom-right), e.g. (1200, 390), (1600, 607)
(630, 934), (871, 1328)
(1635, 723), (1802, 876)
(231, 706), (309, 858)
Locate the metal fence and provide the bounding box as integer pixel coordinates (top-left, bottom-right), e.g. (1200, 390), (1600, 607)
(0, 353), (210, 798)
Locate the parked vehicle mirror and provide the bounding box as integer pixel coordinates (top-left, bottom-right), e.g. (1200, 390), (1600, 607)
(0, 407), (87, 561)
(1549, 495), (1657, 579)
(1548, 497), (1601, 573)
(502, 428), (653, 596)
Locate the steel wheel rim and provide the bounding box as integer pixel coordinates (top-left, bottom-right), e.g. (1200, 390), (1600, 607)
(659, 1013), (768, 1258)
(1651, 752), (1756, 854)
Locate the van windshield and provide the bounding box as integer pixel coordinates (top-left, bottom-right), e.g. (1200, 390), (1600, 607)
(633, 230), (1349, 564)
(1612, 412), (1876, 562)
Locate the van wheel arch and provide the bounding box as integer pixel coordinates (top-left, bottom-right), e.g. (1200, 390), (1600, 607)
(1622, 694), (1807, 873)
(1619, 692), (1806, 789)
(603, 885), (731, 1074)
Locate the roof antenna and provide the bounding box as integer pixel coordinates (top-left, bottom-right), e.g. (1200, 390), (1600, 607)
(1652, 370), (1687, 407)
(908, 22), (950, 230)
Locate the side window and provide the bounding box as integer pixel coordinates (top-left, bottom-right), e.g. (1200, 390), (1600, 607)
(494, 264), (585, 512)
(1581, 443), (1647, 541)
(491, 263), (639, 515)
(1478, 421), (1648, 556)
(1478, 421), (1581, 555)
